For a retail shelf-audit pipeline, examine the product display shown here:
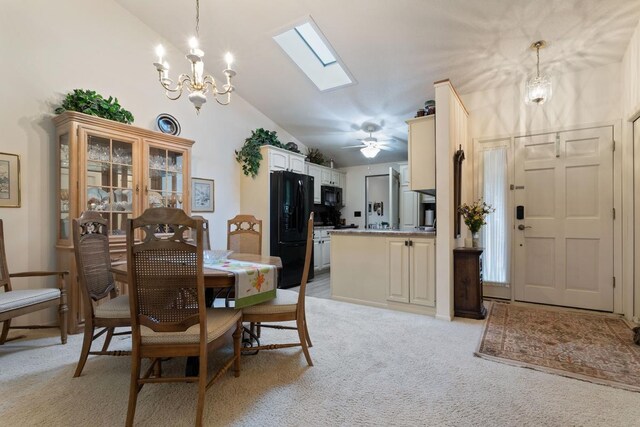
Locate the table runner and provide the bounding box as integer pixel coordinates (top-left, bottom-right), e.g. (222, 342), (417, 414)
(205, 259), (277, 308)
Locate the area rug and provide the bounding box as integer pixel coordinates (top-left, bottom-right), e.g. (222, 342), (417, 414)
(475, 301), (640, 392)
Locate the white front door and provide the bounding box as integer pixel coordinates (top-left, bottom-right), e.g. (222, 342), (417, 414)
(514, 126), (614, 311)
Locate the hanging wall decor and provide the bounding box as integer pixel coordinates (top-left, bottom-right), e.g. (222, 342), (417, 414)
(0, 152), (20, 207)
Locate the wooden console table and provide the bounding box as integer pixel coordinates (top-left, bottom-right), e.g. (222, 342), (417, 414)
(453, 247), (486, 319)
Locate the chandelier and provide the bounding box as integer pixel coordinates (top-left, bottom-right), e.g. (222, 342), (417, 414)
(524, 40), (552, 105)
(153, 0), (236, 113)
(360, 144), (380, 158)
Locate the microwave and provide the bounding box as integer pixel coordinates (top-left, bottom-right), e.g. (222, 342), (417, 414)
(321, 185), (342, 206)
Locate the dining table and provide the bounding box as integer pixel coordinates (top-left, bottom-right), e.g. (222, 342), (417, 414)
(110, 252), (283, 374)
(110, 252), (283, 289)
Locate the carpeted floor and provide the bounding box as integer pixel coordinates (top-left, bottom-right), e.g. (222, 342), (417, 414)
(476, 302), (640, 392)
(2, 291), (640, 426)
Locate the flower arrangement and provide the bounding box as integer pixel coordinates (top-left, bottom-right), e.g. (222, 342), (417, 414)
(458, 199), (494, 234)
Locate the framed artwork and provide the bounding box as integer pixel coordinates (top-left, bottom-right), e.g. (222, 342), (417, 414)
(0, 152), (20, 208)
(191, 177), (214, 212)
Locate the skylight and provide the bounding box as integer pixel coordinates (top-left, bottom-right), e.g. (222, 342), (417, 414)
(294, 23), (336, 66)
(274, 18), (354, 91)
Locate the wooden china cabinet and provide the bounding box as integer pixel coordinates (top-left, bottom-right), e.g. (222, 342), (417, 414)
(53, 111), (194, 333)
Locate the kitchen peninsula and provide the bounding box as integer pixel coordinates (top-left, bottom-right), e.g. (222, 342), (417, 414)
(330, 229), (436, 316)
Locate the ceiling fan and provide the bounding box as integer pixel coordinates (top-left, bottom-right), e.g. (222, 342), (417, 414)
(342, 125), (395, 158)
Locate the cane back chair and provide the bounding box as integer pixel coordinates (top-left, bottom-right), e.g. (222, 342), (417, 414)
(72, 211), (131, 377)
(125, 208), (242, 427)
(242, 212), (314, 366)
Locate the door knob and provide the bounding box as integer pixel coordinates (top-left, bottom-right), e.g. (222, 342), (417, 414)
(518, 224), (532, 230)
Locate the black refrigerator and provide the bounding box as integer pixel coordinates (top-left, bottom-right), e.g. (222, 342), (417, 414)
(270, 170), (314, 288)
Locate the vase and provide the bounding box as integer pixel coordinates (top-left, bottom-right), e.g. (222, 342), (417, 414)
(472, 232), (480, 248)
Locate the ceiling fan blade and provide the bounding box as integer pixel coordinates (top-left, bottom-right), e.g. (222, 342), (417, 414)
(341, 145), (366, 149)
(378, 145), (394, 151)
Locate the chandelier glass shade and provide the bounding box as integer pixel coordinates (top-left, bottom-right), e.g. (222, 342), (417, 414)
(524, 40), (552, 105)
(153, 0), (236, 113)
(360, 145), (380, 158)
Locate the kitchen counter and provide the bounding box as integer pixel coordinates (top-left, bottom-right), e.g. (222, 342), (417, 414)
(329, 229), (436, 238)
(330, 230), (436, 316)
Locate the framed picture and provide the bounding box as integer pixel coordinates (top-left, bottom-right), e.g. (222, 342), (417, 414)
(191, 178), (214, 212)
(0, 152), (20, 208)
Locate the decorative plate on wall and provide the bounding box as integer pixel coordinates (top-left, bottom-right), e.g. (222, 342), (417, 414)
(156, 113), (181, 136)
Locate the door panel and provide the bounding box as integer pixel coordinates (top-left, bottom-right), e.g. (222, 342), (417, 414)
(410, 239), (435, 307)
(387, 238), (409, 303)
(514, 127), (613, 311)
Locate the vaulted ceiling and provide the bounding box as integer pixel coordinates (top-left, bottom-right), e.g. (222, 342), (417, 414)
(116, 0), (640, 166)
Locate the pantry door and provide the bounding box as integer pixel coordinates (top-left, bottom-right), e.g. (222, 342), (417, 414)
(513, 126), (614, 311)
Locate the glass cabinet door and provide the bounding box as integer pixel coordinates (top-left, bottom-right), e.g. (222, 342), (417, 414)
(59, 133), (70, 240)
(147, 146), (185, 210)
(86, 134), (135, 236)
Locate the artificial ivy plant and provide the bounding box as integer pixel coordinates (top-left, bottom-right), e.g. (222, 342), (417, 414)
(235, 128), (287, 177)
(54, 89), (134, 124)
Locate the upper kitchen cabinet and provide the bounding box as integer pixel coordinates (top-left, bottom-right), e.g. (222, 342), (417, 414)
(53, 111), (194, 333)
(306, 163), (322, 204)
(406, 115), (435, 192)
(267, 146), (306, 173)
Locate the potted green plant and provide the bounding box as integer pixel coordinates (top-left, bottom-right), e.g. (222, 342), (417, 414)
(54, 89), (134, 124)
(235, 128), (286, 177)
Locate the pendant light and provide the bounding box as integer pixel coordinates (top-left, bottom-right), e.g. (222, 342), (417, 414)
(524, 40), (552, 105)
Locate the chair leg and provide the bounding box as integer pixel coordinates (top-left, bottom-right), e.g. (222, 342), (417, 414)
(304, 313), (312, 348)
(58, 289), (68, 345)
(195, 353), (207, 427)
(296, 317), (313, 367)
(257, 322), (261, 338)
(101, 327), (115, 352)
(74, 322), (94, 378)
(233, 319), (242, 377)
(0, 319), (11, 345)
(126, 352), (142, 427)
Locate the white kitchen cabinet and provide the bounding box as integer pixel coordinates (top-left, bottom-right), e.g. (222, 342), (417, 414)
(314, 229), (332, 270)
(399, 164), (410, 186)
(406, 115), (435, 191)
(386, 237), (435, 307)
(409, 239), (436, 306)
(400, 186), (419, 230)
(387, 238), (410, 303)
(320, 168), (332, 185)
(307, 164), (322, 204)
(289, 154), (306, 173)
(313, 239), (322, 270)
(321, 237), (331, 269)
(330, 170), (340, 186)
(267, 146), (306, 173)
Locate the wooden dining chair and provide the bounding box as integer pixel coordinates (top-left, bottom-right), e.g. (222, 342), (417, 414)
(242, 212), (314, 366)
(72, 211), (131, 377)
(125, 208), (242, 427)
(0, 219), (68, 346)
(227, 214), (262, 255)
(191, 215), (211, 250)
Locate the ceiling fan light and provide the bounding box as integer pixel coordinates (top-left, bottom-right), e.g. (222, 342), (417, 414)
(361, 145), (380, 158)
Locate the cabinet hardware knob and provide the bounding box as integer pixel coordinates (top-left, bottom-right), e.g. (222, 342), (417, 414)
(135, 184), (139, 193)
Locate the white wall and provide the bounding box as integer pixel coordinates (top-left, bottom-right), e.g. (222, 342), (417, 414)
(340, 162), (402, 229)
(463, 63), (621, 139)
(0, 0), (302, 325)
(622, 18), (640, 319)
